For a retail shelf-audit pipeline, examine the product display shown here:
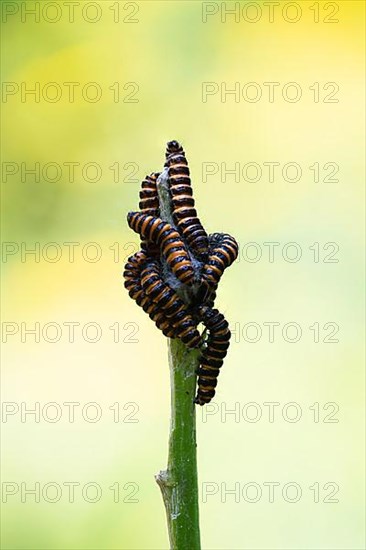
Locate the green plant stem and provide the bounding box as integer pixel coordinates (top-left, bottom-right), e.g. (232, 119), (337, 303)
(155, 338), (201, 550)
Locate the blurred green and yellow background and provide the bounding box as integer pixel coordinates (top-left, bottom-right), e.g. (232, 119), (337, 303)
(1, 1), (365, 548)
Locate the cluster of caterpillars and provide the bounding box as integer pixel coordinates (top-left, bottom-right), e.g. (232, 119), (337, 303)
(123, 140), (238, 405)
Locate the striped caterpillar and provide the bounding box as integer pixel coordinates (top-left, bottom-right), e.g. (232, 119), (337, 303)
(165, 140), (209, 261)
(127, 212), (196, 286)
(194, 306), (231, 405)
(123, 140), (238, 405)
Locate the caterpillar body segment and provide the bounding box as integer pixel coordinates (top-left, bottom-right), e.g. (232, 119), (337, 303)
(141, 260), (186, 316)
(202, 233), (239, 289)
(127, 212), (195, 285)
(138, 172), (161, 256)
(194, 306), (231, 405)
(165, 140), (209, 260)
(141, 260), (201, 348)
(123, 251), (177, 338)
(139, 172), (160, 214)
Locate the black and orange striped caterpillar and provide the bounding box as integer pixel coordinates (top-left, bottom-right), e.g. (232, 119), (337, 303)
(194, 306), (231, 405)
(165, 140), (209, 261)
(123, 251), (177, 339)
(141, 259), (201, 348)
(138, 172), (161, 256)
(202, 232), (239, 289)
(123, 140), (238, 405)
(127, 212), (196, 286)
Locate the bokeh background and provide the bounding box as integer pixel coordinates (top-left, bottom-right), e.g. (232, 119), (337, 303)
(1, 1), (365, 548)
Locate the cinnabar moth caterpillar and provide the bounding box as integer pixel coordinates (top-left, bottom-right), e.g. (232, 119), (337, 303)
(141, 260), (201, 349)
(194, 305), (231, 405)
(123, 251), (177, 338)
(138, 172), (161, 256)
(127, 212), (195, 285)
(165, 140), (208, 260)
(202, 233), (239, 288)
